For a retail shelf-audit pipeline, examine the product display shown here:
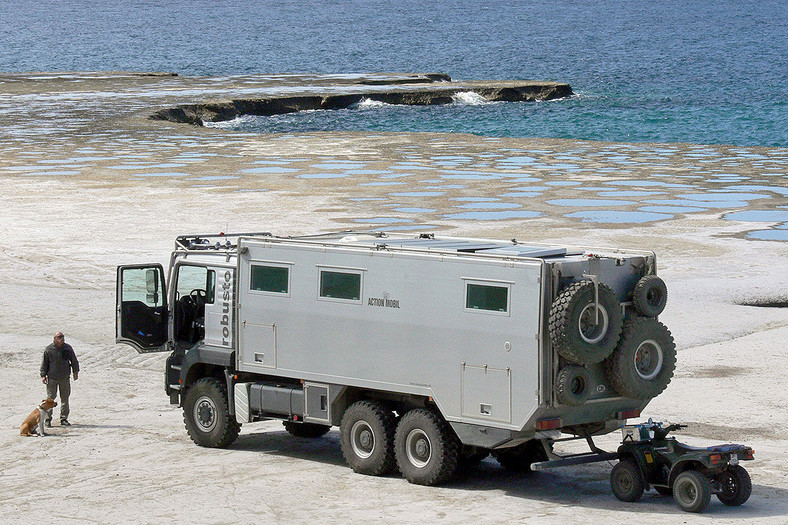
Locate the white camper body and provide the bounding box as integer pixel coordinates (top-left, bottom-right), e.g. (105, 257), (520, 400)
(117, 231), (675, 485)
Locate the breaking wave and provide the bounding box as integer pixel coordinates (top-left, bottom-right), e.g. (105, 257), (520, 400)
(451, 91), (490, 105)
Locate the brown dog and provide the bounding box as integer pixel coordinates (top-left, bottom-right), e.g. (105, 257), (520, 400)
(20, 398), (58, 437)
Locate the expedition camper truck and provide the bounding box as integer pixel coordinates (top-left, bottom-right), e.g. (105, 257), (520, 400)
(116, 231), (675, 485)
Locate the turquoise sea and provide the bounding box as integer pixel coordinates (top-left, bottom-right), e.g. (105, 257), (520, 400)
(2, 0), (786, 147)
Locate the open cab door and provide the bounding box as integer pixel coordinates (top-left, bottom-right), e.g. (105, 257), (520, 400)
(116, 264), (169, 353)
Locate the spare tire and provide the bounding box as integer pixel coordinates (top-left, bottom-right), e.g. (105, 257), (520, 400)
(556, 365), (592, 406)
(549, 280), (623, 364)
(604, 317), (676, 399)
(632, 275), (667, 317)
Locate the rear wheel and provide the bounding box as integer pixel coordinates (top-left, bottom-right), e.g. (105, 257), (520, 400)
(611, 458), (645, 502)
(716, 465), (752, 506)
(673, 470), (712, 513)
(339, 400), (396, 476)
(183, 377), (240, 448)
(395, 409), (459, 485)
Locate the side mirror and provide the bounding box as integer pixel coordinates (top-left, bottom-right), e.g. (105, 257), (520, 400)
(146, 269), (159, 294)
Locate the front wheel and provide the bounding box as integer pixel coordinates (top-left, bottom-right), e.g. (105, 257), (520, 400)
(183, 377), (240, 448)
(716, 465), (752, 506)
(394, 409), (459, 486)
(611, 458), (645, 502)
(673, 470), (712, 513)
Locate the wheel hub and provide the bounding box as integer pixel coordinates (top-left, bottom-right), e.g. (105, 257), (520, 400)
(194, 396), (217, 432)
(406, 429), (432, 468)
(578, 303), (609, 344)
(359, 429), (372, 449)
(677, 480), (697, 502)
(570, 376), (586, 395)
(350, 420), (375, 459)
(634, 339), (664, 380)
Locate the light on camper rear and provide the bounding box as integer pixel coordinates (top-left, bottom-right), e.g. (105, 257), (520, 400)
(536, 417), (561, 431)
(618, 409), (641, 420)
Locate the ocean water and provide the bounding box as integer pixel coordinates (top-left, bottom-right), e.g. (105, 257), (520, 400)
(2, 0), (786, 147)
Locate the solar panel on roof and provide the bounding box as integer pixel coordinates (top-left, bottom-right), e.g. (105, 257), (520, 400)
(379, 239), (507, 252)
(481, 246), (569, 258)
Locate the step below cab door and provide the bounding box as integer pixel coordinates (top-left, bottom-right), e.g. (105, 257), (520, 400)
(116, 264), (169, 353)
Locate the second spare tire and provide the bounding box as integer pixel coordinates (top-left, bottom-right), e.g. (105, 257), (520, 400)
(604, 317), (676, 399)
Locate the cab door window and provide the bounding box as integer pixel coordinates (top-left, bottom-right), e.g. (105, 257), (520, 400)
(174, 265), (215, 344)
(116, 265), (168, 352)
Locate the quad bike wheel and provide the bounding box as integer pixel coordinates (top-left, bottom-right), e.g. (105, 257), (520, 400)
(716, 465), (752, 506)
(611, 458), (645, 502)
(673, 470), (712, 513)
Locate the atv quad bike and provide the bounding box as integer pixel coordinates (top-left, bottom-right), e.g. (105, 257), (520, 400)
(610, 420), (754, 513)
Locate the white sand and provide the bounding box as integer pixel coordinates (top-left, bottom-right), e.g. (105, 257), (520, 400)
(2, 180), (787, 525)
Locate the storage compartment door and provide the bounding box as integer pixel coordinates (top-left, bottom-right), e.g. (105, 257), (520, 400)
(240, 321), (277, 369)
(461, 364), (512, 423)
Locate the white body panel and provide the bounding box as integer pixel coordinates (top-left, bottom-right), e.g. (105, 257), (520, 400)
(236, 238), (545, 431)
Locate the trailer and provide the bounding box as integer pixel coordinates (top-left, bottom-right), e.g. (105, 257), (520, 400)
(116, 231), (675, 485)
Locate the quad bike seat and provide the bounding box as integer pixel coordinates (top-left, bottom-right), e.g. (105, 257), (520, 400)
(674, 442), (747, 454)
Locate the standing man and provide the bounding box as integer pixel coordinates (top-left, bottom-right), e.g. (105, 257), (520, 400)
(40, 331), (79, 426)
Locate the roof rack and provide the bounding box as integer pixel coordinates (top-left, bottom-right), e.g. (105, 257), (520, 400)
(175, 232), (273, 251)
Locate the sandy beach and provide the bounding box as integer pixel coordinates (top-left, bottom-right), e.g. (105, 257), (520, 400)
(1, 73), (787, 524)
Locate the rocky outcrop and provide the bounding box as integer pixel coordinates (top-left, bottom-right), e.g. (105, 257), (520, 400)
(151, 76), (572, 126)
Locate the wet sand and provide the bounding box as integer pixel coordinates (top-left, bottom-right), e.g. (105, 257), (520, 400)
(1, 73), (787, 524)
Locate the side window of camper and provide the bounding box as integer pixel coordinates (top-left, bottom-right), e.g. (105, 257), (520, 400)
(250, 264), (290, 294)
(465, 281), (510, 314)
(319, 269), (362, 302)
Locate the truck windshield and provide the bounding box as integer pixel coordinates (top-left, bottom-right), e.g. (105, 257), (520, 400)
(176, 265), (215, 303)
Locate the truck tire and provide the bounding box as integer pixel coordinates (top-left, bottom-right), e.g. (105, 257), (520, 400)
(716, 465), (752, 506)
(549, 280), (623, 364)
(632, 275), (667, 317)
(183, 377), (240, 448)
(340, 400), (396, 476)
(604, 317), (676, 399)
(555, 365), (592, 406)
(610, 458), (645, 502)
(283, 421), (331, 438)
(395, 409), (459, 485)
(673, 470), (712, 513)
(492, 439), (548, 473)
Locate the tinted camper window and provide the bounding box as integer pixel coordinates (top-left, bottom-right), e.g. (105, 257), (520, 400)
(319, 270), (361, 301)
(251, 265), (289, 294)
(466, 283), (508, 313)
